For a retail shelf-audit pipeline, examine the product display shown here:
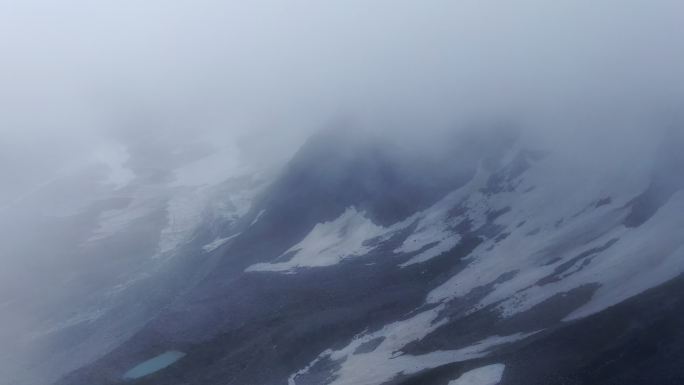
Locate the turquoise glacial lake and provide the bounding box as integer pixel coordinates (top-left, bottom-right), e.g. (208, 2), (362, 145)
(123, 351), (186, 380)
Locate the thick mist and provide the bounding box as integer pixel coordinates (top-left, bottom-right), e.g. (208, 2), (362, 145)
(2, 0), (683, 200)
(1, 1), (683, 384)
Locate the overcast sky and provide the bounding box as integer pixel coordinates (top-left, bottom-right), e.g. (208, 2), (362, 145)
(1, 0), (683, 205)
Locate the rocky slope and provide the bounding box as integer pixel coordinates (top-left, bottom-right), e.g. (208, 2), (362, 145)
(32, 126), (684, 385)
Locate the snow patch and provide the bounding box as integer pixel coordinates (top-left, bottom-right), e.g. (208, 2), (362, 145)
(247, 207), (387, 272)
(425, 151), (682, 323)
(290, 304), (533, 385)
(400, 236), (461, 267)
(159, 175), (266, 256)
(250, 209), (266, 226)
(87, 205), (151, 243)
(397, 167), (493, 267)
(449, 364), (505, 385)
(157, 191), (207, 256)
(202, 233), (241, 253)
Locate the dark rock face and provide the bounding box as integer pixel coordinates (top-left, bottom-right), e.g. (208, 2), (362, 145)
(53, 126), (684, 385)
(500, 275), (684, 385)
(390, 276), (684, 385)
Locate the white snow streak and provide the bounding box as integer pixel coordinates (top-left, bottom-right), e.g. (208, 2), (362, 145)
(426, 151), (684, 322)
(290, 303), (536, 385)
(202, 233), (241, 253)
(247, 207), (387, 272)
(448, 364), (505, 385)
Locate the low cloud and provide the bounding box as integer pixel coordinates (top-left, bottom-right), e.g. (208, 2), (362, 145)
(0, 0), (682, 211)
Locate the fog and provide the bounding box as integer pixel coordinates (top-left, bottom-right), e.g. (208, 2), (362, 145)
(1, 1), (683, 383)
(2, 0), (684, 202)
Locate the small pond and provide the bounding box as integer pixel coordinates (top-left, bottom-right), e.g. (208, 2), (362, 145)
(123, 351), (186, 380)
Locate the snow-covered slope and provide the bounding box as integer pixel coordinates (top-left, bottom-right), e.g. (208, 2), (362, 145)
(52, 127), (684, 385)
(247, 207), (388, 272)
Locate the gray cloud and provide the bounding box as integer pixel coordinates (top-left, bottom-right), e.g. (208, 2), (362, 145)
(2, 1), (683, 174)
(0, 0), (682, 245)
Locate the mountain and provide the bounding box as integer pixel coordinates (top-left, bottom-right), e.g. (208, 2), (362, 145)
(13, 125), (684, 385)
(0, 136), (269, 385)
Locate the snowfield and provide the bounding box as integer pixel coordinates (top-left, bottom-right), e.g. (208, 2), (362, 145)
(247, 207), (388, 272)
(448, 364), (505, 385)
